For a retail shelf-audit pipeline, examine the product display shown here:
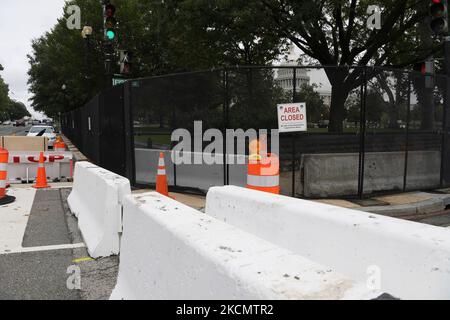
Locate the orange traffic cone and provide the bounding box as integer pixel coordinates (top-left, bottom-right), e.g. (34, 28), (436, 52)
(156, 152), (169, 197)
(33, 152), (50, 189)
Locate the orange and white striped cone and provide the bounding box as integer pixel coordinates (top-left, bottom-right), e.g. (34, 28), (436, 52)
(54, 138), (66, 152)
(246, 153), (280, 195)
(0, 148), (15, 205)
(156, 152), (169, 197)
(33, 152), (50, 189)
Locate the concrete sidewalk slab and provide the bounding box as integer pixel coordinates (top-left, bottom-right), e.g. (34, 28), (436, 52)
(374, 193), (432, 205)
(0, 187), (36, 254)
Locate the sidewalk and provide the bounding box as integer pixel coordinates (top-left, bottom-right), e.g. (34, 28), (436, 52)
(0, 185), (118, 300)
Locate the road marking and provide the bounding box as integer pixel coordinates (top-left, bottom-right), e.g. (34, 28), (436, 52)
(72, 257), (94, 263)
(0, 243), (85, 255)
(0, 187), (36, 253)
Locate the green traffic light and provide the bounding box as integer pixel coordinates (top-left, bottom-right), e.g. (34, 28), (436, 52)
(106, 30), (116, 40)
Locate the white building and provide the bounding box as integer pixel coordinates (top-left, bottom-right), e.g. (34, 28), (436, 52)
(317, 90), (332, 107)
(275, 65), (310, 92)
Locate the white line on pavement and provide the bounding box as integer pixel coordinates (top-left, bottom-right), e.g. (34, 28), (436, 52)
(0, 243), (86, 255)
(0, 187), (36, 253)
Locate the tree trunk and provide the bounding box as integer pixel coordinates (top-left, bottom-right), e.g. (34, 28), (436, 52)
(326, 68), (352, 133)
(328, 85), (349, 133)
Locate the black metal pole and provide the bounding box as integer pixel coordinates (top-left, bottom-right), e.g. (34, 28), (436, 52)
(84, 35), (92, 99)
(358, 68), (367, 199)
(403, 73), (412, 192)
(223, 69), (229, 186)
(291, 68), (297, 197)
(440, 38), (450, 187)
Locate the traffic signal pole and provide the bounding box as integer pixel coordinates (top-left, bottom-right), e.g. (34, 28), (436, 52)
(102, 1), (117, 88)
(442, 37), (450, 186)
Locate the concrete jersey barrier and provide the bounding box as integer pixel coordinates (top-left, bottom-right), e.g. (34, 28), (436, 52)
(111, 192), (382, 300)
(205, 186), (450, 300)
(68, 161), (131, 258)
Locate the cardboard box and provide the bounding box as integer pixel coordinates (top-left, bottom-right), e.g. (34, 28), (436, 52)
(2, 136), (48, 151)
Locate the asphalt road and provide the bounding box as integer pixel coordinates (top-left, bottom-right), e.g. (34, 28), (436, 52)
(0, 124), (31, 136)
(0, 188), (118, 300)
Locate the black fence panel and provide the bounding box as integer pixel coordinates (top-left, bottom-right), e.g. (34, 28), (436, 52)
(62, 66), (450, 199)
(61, 85), (127, 178)
(99, 84), (126, 176)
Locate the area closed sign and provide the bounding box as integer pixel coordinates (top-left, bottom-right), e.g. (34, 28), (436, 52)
(277, 103), (307, 132)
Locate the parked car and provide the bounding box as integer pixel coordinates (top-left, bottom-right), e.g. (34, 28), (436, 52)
(26, 126), (57, 148)
(14, 119), (26, 127)
(31, 120), (40, 125)
(2, 120), (11, 125)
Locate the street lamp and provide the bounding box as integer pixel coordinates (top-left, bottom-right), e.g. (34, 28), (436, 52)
(81, 26), (93, 39)
(61, 84), (68, 112)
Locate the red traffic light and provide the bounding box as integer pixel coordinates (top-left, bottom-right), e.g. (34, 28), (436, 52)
(430, 0), (447, 16)
(105, 4), (116, 17)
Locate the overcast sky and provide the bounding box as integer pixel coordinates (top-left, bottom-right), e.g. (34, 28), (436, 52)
(0, 0), (65, 119)
(0, 0), (331, 121)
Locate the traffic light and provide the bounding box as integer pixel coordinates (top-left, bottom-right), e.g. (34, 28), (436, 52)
(103, 3), (117, 41)
(430, 0), (448, 35)
(119, 50), (133, 75)
(413, 62), (426, 75)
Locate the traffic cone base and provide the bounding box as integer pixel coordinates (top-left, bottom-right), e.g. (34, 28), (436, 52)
(0, 195), (16, 205)
(33, 152), (51, 189)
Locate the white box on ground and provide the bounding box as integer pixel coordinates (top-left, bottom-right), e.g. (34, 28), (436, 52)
(206, 186), (450, 300)
(111, 192), (380, 300)
(68, 161), (131, 258)
(277, 103), (307, 132)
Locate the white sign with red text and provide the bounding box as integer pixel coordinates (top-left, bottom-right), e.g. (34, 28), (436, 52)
(277, 103), (307, 132)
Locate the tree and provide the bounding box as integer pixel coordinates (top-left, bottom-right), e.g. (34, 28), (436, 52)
(28, 0), (287, 118)
(0, 64), (30, 121)
(295, 83), (328, 124)
(7, 100), (31, 120)
(261, 0), (439, 132)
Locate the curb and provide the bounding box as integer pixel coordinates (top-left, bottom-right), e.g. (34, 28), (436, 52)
(61, 135), (89, 162)
(358, 193), (450, 217)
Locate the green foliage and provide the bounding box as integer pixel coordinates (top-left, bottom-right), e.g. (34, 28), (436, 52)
(295, 83), (328, 124)
(260, 0), (437, 132)
(28, 0), (287, 118)
(0, 64), (30, 121)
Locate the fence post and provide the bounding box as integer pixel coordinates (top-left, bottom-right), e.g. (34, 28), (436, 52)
(123, 81), (136, 185)
(403, 73), (412, 192)
(291, 67), (297, 197)
(223, 68), (229, 186)
(358, 67), (367, 199)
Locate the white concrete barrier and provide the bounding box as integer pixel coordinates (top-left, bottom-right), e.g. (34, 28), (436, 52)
(206, 186), (450, 300)
(111, 192), (381, 300)
(302, 151), (441, 197)
(68, 161), (131, 258)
